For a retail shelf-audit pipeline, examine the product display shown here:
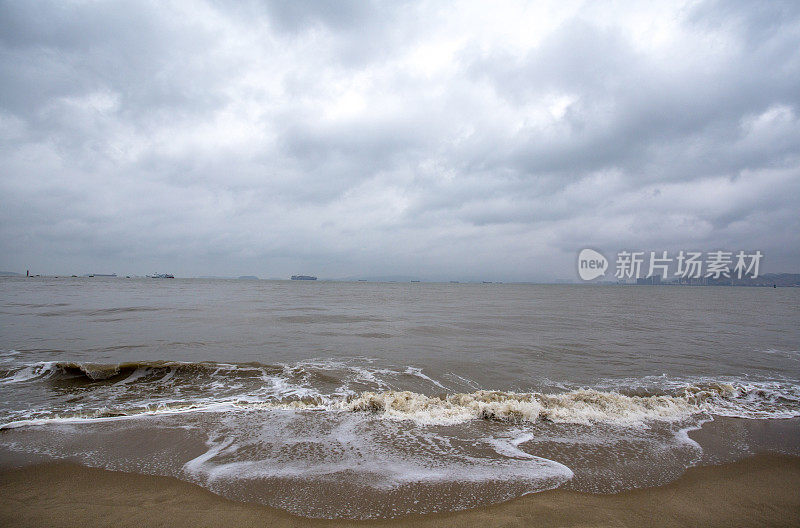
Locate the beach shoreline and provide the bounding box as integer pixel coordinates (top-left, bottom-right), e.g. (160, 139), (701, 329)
(1, 453), (798, 527)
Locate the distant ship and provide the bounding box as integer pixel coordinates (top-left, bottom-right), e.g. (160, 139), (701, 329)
(291, 275), (317, 280)
(149, 273), (175, 279)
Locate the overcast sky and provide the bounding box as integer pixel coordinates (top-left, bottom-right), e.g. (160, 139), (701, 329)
(1, 0), (799, 281)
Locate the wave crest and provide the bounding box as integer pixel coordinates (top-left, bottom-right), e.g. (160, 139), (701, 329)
(340, 384), (799, 425)
(340, 389), (694, 425)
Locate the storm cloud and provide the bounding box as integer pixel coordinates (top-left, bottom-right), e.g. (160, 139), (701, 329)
(1, 0), (799, 280)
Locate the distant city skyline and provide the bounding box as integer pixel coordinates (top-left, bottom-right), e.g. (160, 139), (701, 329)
(1, 1), (799, 281)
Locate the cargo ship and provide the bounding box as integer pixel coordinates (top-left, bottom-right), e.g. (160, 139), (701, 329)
(291, 275), (317, 280)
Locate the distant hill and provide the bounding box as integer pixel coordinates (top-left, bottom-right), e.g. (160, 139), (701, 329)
(237, 275), (259, 280)
(0, 271), (21, 276)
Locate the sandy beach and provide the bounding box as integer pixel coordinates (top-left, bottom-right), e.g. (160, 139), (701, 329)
(1, 453), (798, 528)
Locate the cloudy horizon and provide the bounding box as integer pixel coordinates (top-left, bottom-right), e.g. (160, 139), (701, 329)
(1, 0), (799, 281)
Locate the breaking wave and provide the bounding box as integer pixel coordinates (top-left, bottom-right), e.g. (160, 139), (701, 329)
(1, 359), (798, 428)
(342, 387), (709, 425)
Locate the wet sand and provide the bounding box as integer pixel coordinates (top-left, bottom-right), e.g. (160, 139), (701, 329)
(1, 454), (799, 528)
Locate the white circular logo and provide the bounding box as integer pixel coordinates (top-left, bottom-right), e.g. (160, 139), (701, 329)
(577, 249), (608, 281)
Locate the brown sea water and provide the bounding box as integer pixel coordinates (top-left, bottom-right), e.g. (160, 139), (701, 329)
(0, 277), (798, 518)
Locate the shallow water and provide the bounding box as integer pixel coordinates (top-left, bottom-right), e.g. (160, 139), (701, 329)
(0, 277), (798, 518)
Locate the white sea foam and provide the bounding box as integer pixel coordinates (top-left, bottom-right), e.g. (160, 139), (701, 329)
(0, 361), (58, 384)
(2, 382), (799, 430)
(180, 411), (574, 497)
(487, 433), (538, 459)
(404, 366), (448, 390)
(336, 387), (741, 426)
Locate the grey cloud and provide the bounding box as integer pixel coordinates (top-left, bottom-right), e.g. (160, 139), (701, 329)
(1, 0), (799, 280)
(467, 15), (799, 181)
(260, 0), (389, 33)
(688, 0), (800, 46)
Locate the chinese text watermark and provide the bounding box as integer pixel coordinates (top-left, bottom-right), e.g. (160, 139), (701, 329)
(577, 250), (763, 281)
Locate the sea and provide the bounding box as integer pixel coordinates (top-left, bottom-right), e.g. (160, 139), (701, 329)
(0, 277), (798, 518)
